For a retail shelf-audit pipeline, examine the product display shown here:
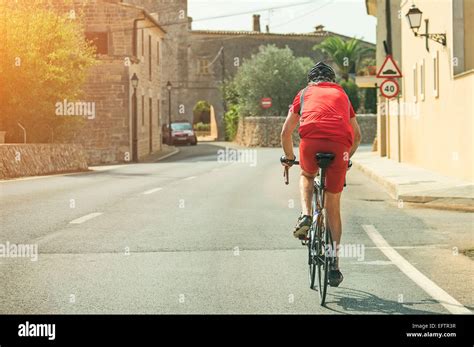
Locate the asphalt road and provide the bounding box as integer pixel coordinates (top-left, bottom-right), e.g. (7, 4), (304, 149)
(0, 142), (472, 314)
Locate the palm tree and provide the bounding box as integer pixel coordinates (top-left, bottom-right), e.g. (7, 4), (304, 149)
(313, 37), (375, 81)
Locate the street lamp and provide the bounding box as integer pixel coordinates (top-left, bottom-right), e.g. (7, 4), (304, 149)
(405, 4), (446, 51)
(166, 81), (172, 145)
(405, 5), (423, 33)
(131, 73), (139, 162)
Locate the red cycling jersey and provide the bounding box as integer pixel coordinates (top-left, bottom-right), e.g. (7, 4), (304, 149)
(290, 82), (356, 148)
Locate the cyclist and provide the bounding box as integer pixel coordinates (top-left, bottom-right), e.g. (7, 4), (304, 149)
(280, 62), (361, 286)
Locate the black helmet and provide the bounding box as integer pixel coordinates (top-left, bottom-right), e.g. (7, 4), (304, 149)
(307, 61), (336, 83)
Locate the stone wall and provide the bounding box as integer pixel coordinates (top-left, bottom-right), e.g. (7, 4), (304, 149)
(0, 144), (88, 179)
(235, 114), (377, 147)
(357, 114), (377, 144)
(235, 117), (299, 147)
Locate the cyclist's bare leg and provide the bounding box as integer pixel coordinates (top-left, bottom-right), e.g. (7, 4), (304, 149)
(325, 191), (342, 268)
(300, 170), (316, 216)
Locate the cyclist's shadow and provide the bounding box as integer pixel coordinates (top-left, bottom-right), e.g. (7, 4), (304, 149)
(322, 287), (449, 314)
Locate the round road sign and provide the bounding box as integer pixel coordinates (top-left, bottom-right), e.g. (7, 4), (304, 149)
(380, 79), (399, 99)
(261, 97), (272, 109)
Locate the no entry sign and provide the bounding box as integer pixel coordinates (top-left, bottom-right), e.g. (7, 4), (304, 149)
(380, 79), (399, 99)
(261, 97), (272, 109)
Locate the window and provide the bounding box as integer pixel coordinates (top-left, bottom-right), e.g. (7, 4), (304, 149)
(419, 59), (425, 101)
(141, 95), (145, 126)
(157, 99), (160, 126)
(141, 29), (145, 57)
(149, 98), (153, 153)
(85, 32), (108, 55)
(198, 59), (210, 75)
(433, 51), (439, 98)
(156, 41), (160, 65)
(149, 35), (152, 80)
(413, 64), (418, 103)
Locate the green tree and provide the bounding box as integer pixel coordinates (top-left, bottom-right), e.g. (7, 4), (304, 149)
(193, 100), (211, 124)
(313, 37), (375, 81)
(0, 0), (97, 143)
(232, 45), (313, 117)
(224, 104), (240, 141)
(340, 80), (360, 112)
(222, 78), (239, 109)
(364, 88), (377, 113)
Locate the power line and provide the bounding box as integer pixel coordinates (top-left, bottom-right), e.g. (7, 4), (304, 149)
(272, 0), (336, 29)
(191, 1), (317, 22)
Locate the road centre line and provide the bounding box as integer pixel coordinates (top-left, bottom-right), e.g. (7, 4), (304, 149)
(69, 212), (103, 224)
(143, 187), (163, 195)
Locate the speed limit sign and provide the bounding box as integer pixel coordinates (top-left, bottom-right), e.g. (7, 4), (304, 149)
(380, 79), (399, 99)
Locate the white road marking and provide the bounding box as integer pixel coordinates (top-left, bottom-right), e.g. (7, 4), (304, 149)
(69, 212), (103, 224)
(183, 176), (196, 181)
(355, 260), (394, 266)
(365, 244), (450, 250)
(362, 224), (471, 314)
(143, 187), (163, 195)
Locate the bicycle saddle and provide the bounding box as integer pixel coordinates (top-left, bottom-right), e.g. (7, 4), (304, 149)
(315, 152), (335, 169)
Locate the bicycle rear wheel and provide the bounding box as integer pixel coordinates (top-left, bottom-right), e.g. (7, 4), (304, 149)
(316, 208), (330, 305)
(308, 192), (318, 290)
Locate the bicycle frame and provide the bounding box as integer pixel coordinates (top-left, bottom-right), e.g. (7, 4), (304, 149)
(314, 167), (326, 211)
(281, 155), (348, 306)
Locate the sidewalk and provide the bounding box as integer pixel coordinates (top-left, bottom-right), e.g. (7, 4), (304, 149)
(197, 135), (217, 142)
(139, 144), (179, 163)
(352, 146), (474, 212)
(91, 145), (179, 172)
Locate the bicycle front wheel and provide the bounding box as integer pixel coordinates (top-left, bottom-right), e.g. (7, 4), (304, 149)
(308, 224), (317, 290)
(308, 191), (318, 290)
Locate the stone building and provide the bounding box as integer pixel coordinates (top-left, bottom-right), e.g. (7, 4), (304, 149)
(118, 2), (375, 142)
(62, 0), (374, 163)
(62, 0), (166, 164)
(124, 0), (190, 144)
(181, 16), (375, 139)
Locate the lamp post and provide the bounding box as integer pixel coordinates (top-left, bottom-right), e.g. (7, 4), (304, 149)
(131, 73), (139, 162)
(166, 81), (172, 145)
(405, 4), (446, 52)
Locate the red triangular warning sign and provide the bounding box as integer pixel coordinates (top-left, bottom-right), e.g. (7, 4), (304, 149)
(377, 55), (403, 78)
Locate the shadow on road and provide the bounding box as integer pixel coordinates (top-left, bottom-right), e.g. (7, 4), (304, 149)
(323, 287), (446, 314)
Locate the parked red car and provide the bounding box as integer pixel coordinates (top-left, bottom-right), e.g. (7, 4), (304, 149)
(162, 122), (197, 145)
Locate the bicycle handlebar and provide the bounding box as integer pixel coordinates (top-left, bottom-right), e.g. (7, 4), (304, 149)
(283, 161), (299, 185)
(281, 156), (351, 186)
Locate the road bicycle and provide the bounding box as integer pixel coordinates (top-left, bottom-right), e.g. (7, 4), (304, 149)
(281, 153), (351, 306)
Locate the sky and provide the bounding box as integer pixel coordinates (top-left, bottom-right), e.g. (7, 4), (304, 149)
(188, 0), (377, 43)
